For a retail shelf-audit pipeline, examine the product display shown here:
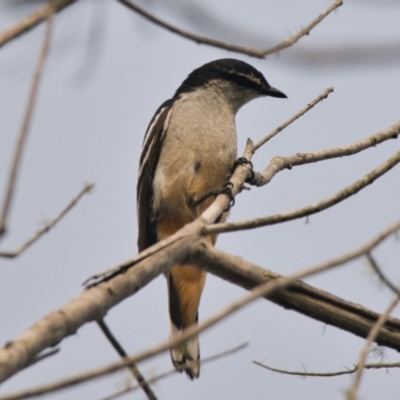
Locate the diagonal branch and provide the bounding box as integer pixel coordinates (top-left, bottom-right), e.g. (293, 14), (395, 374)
(96, 319), (157, 400)
(0, 0), (75, 49)
(2, 220), (400, 399)
(0, 8), (54, 239)
(117, 0), (342, 59)
(205, 149), (400, 235)
(365, 253), (400, 297)
(253, 87), (334, 151)
(251, 120), (400, 188)
(1, 219), (400, 392)
(0, 235), (193, 384)
(0, 183), (93, 258)
(193, 220), (400, 347)
(347, 295), (400, 400)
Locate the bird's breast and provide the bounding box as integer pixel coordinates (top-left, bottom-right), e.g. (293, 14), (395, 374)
(152, 93), (237, 218)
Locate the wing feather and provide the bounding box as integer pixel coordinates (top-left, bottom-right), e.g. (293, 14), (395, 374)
(137, 99), (173, 252)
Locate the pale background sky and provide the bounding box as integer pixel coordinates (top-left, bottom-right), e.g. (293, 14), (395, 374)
(1, 1), (400, 399)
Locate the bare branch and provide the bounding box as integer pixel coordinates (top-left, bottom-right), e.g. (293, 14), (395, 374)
(0, 183), (93, 258)
(347, 296), (400, 400)
(0, 0), (75, 49)
(205, 149), (400, 235)
(193, 221), (400, 347)
(97, 319), (157, 400)
(253, 359), (400, 378)
(0, 9), (54, 240)
(2, 221), (400, 398)
(201, 219), (400, 301)
(366, 253), (400, 297)
(251, 120), (400, 188)
(117, 0), (342, 59)
(100, 343), (248, 400)
(1, 91), (399, 390)
(201, 99), (400, 236)
(262, 0), (343, 56)
(253, 88), (334, 151)
(0, 236), (193, 385)
(83, 233), (187, 287)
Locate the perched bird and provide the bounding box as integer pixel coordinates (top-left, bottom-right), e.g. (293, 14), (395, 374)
(137, 58), (286, 379)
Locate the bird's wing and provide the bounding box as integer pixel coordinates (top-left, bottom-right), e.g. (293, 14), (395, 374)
(137, 99), (174, 252)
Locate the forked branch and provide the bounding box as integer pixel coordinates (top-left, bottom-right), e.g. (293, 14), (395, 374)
(205, 149), (400, 235)
(117, 0), (342, 59)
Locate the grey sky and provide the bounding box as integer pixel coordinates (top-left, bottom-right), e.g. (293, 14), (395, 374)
(1, 1), (400, 399)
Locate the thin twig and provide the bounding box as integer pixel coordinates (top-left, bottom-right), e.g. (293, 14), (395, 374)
(100, 343), (248, 400)
(251, 120), (400, 188)
(26, 348), (60, 369)
(347, 296), (400, 400)
(83, 234), (185, 287)
(253, 88), (334, 150)
(0, 8), (54, 240)
(0, 183), (94, 258)
(253, 360), (400, 377)
(366, 253), (400, 296)
(261, 0), (343, 56)
(0, 0), (75, 49)
(2, 221), (400, 400)
(206, 218), (400, 285)
(205, 150), (400, 235)
(97, 319), (157, 400)
(117, 0), (342, 59)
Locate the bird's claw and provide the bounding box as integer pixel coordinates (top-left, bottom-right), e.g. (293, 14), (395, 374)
(189, 181), (235, 212)
(232, 157), (254, 183)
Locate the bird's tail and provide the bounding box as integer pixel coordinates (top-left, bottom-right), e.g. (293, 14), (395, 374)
(167, 266), (206, 379)
(169, 317), (200, 379)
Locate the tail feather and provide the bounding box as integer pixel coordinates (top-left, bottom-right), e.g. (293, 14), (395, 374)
(167, 271), (202, 379)
(169, 319), (200, 379)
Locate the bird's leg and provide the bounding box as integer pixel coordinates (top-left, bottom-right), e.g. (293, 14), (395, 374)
(220, 181), (235, 211)
(231, 157), (254, 183)
(188, 157), (253, 212)
(188, 181), (235, 211)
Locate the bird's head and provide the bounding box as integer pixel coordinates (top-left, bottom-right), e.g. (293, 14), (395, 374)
(174, 58), (287, 113)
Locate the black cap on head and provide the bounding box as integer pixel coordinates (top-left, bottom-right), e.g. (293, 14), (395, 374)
(175, 59), (287, 99)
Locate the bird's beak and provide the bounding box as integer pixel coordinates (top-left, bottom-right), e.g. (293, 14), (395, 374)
(265, 86), (287, 98)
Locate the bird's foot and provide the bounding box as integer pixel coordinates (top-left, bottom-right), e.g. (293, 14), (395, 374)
(189, 182), (235, 211)
(232, 157), (254, 183)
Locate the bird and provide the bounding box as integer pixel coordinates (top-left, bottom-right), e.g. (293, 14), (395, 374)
(137, 58), (286, 379)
